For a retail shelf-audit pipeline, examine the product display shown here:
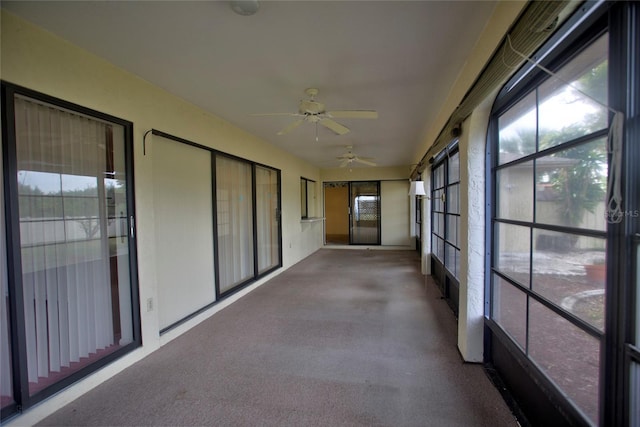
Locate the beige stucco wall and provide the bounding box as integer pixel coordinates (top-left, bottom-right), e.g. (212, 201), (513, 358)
(1, 9), (323, 425)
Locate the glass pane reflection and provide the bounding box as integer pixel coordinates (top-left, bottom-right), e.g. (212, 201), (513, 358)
(538, 35), (608, 151)
(497, 162), (533, 222)
(492, 275), (527, 350)
(528, 298), (600, 424)
(535, 138), (607, 231)
(498, 91), (536, 165)
(495, 223), (531, 287)
(532, 230), (605, 331)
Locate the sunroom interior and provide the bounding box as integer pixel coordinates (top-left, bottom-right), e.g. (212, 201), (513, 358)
(1, 1), (639, 426)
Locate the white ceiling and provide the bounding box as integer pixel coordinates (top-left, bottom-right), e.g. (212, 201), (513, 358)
(2, 0), (498, 169)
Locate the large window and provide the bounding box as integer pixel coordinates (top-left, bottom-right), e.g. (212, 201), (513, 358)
(1, 84), (140, 418)
(491, 32), (608, 425)
(489, 3), (640, 423)
(430, 146), (460, 311)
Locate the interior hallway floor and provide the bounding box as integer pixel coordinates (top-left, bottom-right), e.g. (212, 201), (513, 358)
(37, 249), (518, 427)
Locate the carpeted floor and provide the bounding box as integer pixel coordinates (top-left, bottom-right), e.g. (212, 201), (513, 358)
(37, 249), (517, 427)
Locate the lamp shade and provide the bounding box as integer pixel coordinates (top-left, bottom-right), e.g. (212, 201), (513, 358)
(409, 181), (426, 197)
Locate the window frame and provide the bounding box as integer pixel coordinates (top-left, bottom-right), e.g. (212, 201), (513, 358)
(300, 177), (315, 219)
(430, 143), (460, 313)
(486, 2), (640, 425)
(489, 27), (609, 426)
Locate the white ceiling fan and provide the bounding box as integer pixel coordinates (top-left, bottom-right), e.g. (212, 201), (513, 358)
(337, 146), (377, 168)
(253, 88), (378, 140)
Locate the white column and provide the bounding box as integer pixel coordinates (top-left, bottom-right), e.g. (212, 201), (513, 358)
(457, 98), (493, 362)
(421, 173), (432, 275)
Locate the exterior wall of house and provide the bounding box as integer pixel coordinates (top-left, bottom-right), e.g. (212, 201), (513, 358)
(1, 10), (324, 425)
(380, 180), (412, 247)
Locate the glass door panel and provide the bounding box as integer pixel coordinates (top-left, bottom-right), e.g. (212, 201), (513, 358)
(256, 166), (280, 274)
(14, 95), (135, 396)
(350, 181), (380, 245)
(215, 156), (254, 294)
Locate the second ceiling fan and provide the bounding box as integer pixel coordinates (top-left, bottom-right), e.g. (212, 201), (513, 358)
(254, 88), (378, 140)
(337, 146), (377, 168)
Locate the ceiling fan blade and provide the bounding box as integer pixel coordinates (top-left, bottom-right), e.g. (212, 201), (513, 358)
(355, 157), (377, 167)
(319, 118), (350, 135)
(339, 159), (350, 168)
(327, 110), (378, 119)
(251, 112), (301, 117)
(277, 119), (304, 135)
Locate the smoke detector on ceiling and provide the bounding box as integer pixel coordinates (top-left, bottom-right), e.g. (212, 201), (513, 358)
(230, 1), (260, 16)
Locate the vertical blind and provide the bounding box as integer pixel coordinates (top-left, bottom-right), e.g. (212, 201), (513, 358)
(216, 156), (254, 294)
(13, 96), (132, 392)
(256, 166), (279, 274)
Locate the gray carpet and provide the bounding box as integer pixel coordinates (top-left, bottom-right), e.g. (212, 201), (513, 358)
(38, 249), (517, 427)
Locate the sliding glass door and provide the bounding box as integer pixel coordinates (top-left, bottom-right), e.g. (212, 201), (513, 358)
(145, 130), (282, 330)
(2, 85), (139, 415)
(214, 156), (281, 297)
(350, 181), (380, 245)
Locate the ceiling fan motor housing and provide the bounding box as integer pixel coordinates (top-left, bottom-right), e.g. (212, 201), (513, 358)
(299, 99), (325, 115)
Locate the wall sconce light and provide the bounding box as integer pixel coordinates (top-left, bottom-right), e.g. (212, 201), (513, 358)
(408, 181), (426, 197)
(408, 180), (445, 202)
